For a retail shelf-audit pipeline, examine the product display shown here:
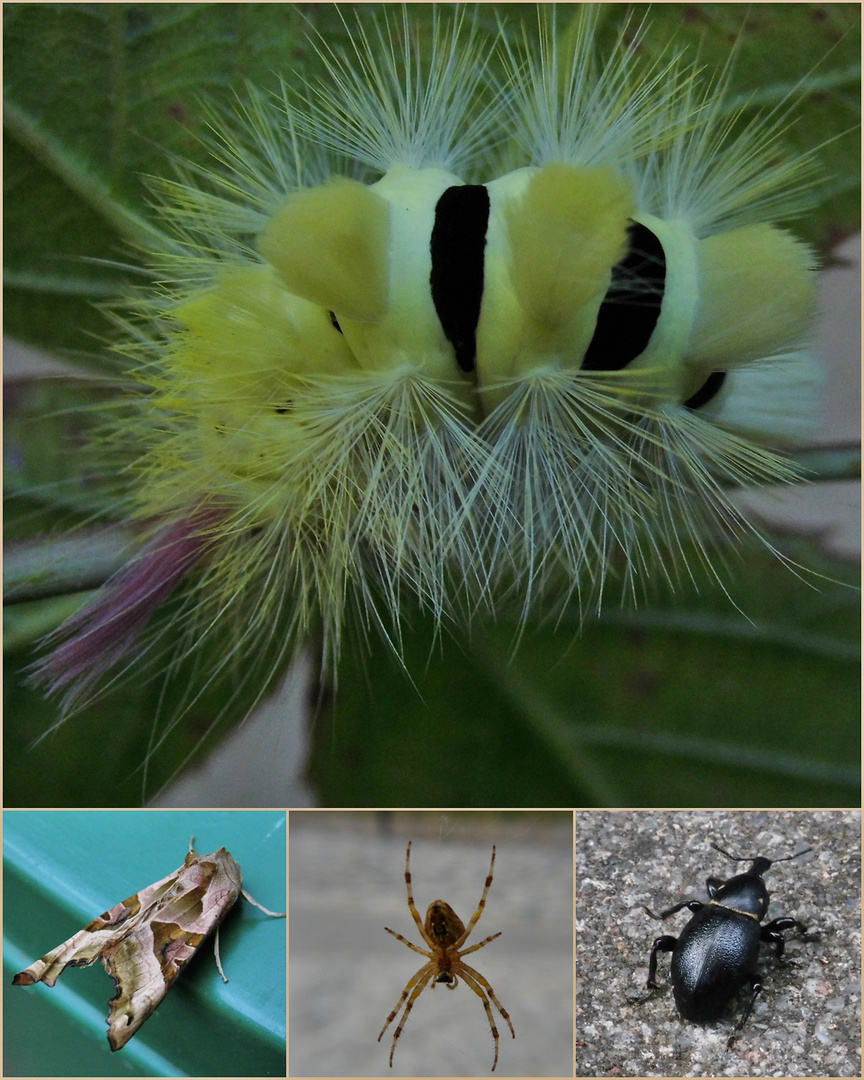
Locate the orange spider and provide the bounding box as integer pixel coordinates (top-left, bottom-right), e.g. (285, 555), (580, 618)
(378, 841), (515, 1072)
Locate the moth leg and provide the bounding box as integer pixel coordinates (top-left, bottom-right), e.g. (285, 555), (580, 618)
(214, 923), (229, 983)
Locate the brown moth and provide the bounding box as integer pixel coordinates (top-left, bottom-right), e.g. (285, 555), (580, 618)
(12, 837), (286, 1051)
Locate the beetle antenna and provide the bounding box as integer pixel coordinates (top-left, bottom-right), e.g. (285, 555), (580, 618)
(711, 842), (744, 861)
(711, 841), (812, 863)
(772, 846), (813, 863)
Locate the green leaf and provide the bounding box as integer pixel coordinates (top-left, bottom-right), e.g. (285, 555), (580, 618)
(3, 2), (327, 359)
(4, 378), (130, 537)
(3, 619), (290, 807)
(313, 540), (860, 807)
(599, 3), (862, 251)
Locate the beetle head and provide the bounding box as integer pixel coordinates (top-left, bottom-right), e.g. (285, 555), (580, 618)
(708, 842), (811, 917)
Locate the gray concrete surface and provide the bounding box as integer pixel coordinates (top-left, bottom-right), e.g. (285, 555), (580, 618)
(288, 812), (574, 1076)
(576, 810), (861, 1078)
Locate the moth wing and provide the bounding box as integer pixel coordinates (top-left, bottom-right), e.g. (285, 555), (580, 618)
(11, 860), (189, 988)
(103, 850), (243, 1051)
(12, 921), (119, 987)
(144, 849), (242, 926)
(103, 927), (203, 1051)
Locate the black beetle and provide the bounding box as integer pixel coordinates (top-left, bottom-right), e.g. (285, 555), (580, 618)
(641, 842), (820, 1048)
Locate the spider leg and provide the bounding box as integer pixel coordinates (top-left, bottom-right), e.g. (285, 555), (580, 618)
(403, 840), (436, 948)
(452, 845), (496, 949)
(458, 930), (502, 957)
(384, 926), (432, 958)
(378, 962), (434, 1043)
(461, 961), (516, 1040)
(458, 967), (504, 1072)
(380, 964), (437, 1069)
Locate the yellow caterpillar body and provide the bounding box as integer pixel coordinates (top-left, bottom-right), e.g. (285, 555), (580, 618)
(36, 6), (823, 717)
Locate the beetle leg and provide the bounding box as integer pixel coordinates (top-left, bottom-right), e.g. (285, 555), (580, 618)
(646, 934), (677, 989)
(763, 929), (790, 961)
(727, 973), (763, 1049)
(768, 917), (819, 941)
(642, 900), (703, 921)
(762, 916), (808, 937)
(762, 917), (820, 963)
(705, 876), (727, 899)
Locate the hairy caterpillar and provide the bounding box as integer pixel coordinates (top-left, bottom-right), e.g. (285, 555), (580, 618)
(20, 5), (849, 764)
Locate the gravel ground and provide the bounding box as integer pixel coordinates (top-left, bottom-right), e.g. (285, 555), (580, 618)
(288, 811), (574, 1077)
(576, 810), (861, 1078)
